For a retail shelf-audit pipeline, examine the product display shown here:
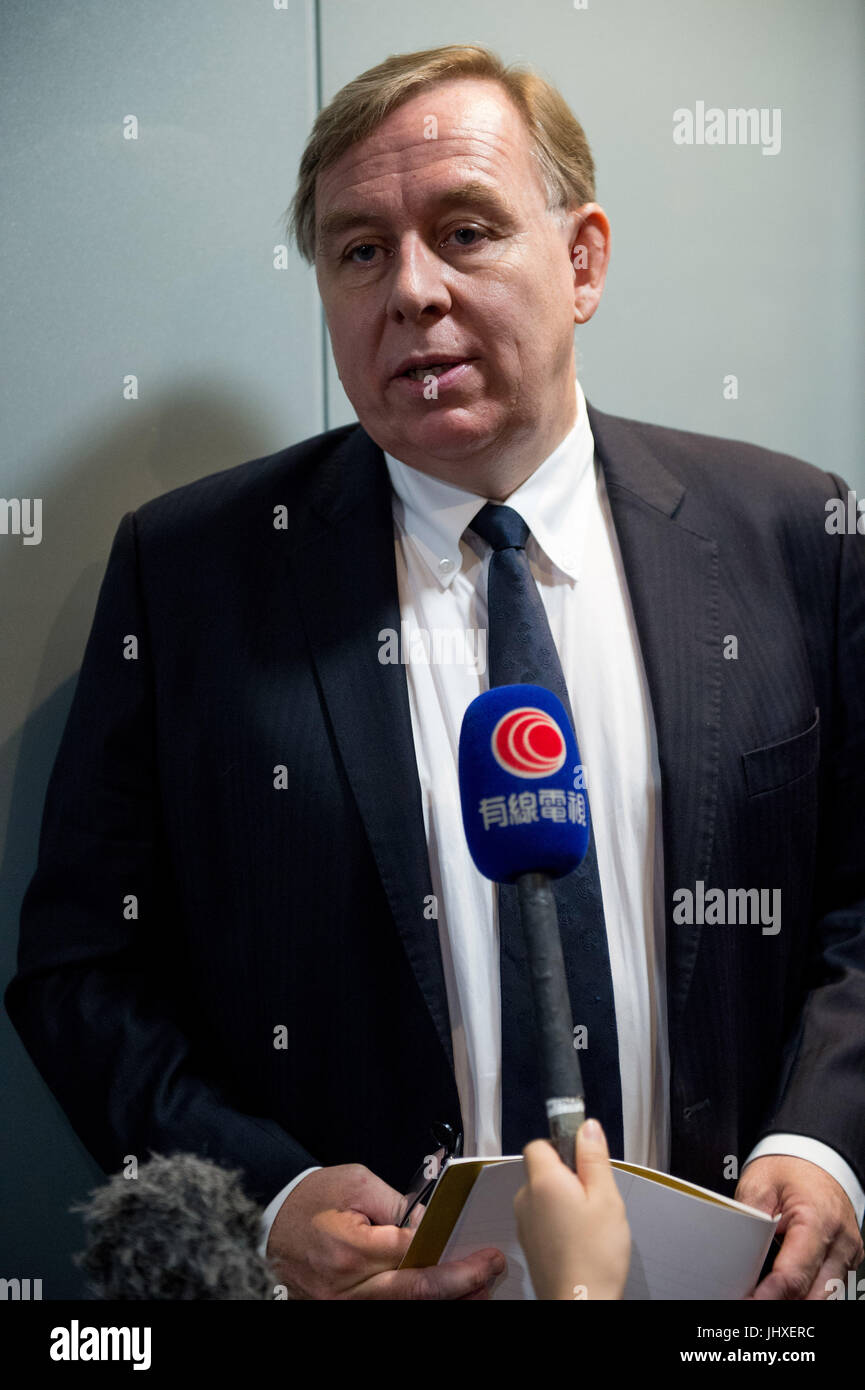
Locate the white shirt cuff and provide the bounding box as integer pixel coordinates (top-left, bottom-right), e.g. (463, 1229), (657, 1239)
(257, 1167), (323, 1259)
(743, 1133), (865, 1230)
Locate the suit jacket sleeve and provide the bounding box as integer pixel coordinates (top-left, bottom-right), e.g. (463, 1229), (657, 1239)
(5, 510), (318, 1208)
(755, 472), (865, 1187)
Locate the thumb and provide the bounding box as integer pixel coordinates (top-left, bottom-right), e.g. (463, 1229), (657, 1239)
(735, 1169), (782, 1220)
(346, 1170), (412, 1227)
(575, 1118), (616, 1192)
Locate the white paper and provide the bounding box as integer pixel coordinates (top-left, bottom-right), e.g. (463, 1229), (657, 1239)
(435, 1157), (779, 1301)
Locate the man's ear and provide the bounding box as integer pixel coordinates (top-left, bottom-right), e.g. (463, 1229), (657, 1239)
(567, 204), (611, 324)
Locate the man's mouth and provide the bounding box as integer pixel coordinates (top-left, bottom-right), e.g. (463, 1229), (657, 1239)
(393, 357), (477, 384)
(404, 363), (458, 380)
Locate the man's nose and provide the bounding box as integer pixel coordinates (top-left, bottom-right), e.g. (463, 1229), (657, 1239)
(385, 235), (452, 321)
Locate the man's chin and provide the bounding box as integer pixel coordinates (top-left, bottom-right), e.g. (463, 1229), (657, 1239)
(368, 408), (501, 466)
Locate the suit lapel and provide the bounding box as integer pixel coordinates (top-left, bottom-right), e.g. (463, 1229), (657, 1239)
(285, 424), (455, 1073)
(587, 403), (721, 1064)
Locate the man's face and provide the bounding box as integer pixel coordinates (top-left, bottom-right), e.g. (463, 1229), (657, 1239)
(314, 78), (594, 479)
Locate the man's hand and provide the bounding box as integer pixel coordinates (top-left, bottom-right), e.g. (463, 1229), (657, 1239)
(266, 1163), (506, 1299)
(736, 1155), (864, 1300)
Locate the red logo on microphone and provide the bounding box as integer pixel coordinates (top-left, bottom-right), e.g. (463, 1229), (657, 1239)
(491, 707), (567, 779)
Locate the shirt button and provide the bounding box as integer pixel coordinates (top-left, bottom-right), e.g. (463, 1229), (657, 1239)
(439, 557), (454, 575)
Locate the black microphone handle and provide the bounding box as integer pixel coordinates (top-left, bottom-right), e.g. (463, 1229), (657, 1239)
(515, 870), (586, 1170)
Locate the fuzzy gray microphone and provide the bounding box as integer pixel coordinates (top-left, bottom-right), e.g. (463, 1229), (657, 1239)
(71, 1152), (277, 1300)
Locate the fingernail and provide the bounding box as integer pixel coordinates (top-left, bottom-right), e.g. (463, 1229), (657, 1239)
(582, 1118), (601, 1140)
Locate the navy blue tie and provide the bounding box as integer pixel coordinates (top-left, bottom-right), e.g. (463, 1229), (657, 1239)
(469, 502), (624, 1158)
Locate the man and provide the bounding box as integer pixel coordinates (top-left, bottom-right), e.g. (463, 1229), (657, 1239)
(7, 44), (865, 1301)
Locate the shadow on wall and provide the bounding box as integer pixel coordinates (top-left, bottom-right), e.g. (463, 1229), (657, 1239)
(0, 381), (296, 1297)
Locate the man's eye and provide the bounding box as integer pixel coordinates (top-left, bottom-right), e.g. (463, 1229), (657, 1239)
(345, 243), (380, 264)
(447, 227), (488, 248)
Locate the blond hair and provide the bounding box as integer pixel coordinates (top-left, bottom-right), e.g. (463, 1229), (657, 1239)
(287, 43), (596, 263)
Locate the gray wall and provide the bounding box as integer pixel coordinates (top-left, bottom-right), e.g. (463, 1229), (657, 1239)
(2, 0), (862, 1296)
(0, 0), (323, 1297)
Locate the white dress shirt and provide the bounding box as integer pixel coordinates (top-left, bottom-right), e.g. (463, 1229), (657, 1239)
(259, 378), (864, 1253)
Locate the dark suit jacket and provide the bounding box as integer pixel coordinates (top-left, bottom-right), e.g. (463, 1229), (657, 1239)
(7, 403), (865, 1209)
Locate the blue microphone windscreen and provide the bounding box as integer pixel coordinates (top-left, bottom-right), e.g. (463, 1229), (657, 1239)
(458, 684), (590, 883)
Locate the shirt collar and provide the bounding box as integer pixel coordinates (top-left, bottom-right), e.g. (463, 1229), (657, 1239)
(384, 377), (596, 588)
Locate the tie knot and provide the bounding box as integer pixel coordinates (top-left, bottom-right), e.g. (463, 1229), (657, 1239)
(469, 502), (530, 552)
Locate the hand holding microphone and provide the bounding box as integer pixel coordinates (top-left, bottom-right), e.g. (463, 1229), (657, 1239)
(515, 1119), (631, 1300)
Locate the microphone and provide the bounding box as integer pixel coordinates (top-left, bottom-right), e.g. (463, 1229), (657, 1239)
(71, 1152), (275, 1300)
(458, 684), (589, 1169)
